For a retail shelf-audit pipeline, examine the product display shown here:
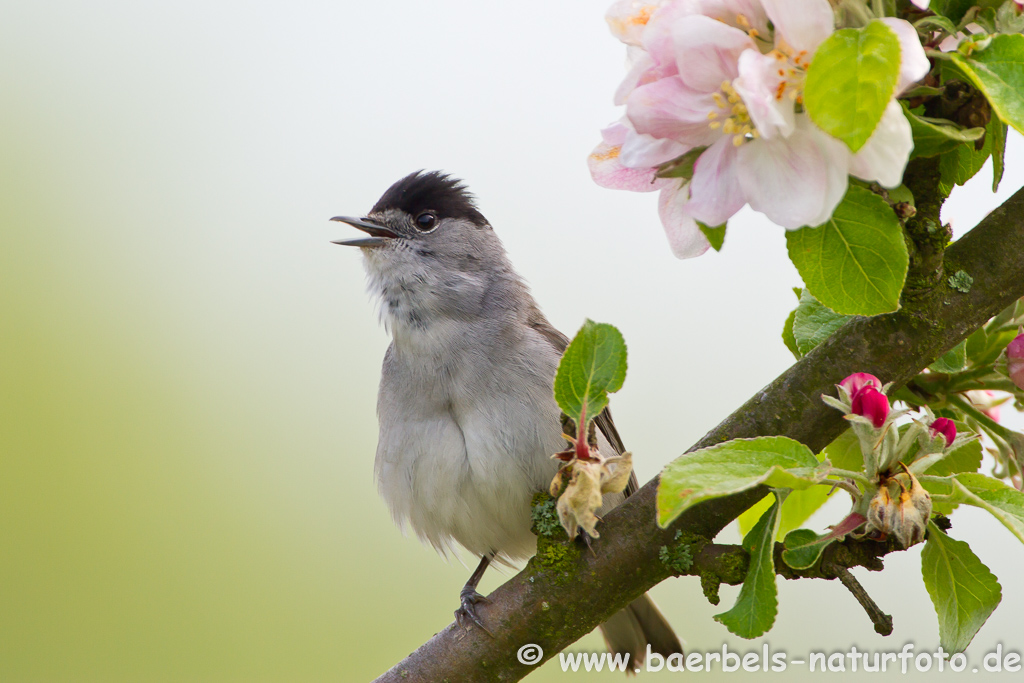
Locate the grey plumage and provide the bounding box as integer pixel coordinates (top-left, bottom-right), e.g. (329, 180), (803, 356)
(335, 170), (681, 666)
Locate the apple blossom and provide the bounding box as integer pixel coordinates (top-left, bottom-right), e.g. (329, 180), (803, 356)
(587, 120), (712, 257)
(593, 0), (931, 254)
(966, 390), (1004, 422)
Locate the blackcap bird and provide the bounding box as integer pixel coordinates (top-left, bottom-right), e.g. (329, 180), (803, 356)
(333, 170), (681, 664)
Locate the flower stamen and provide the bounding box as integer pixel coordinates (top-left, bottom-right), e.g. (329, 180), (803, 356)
(709, 80), (756, 144)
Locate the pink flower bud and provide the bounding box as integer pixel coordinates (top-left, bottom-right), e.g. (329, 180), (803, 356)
(1008, 334), (1024, 391)
(930, 417), (956, 446)
(851, 387), (890, 428)
(840, 372), (883, 401)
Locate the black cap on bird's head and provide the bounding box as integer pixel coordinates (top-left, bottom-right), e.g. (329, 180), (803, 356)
(331, 171), (489, 247)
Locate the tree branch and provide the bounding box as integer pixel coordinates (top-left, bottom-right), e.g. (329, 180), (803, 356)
(373, 185), (1024, 683)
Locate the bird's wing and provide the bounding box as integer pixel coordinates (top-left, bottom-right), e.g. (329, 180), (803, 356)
(528, 313), (639, 498)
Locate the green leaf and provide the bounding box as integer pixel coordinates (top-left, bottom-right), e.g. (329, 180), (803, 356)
(737, 486), (833, 541)
(938, 129), (991, 195)
(930, 0), (1002, 24)
(553, 320), (627, 429)
(951, 34), (1024, 136)
(927, 434), (983, 477)
(781, 528), (833, 570)
(786, 186), (908, 316)
(885, 183), (915, 207)
(792, 289), (853, 356)
(971, 327), (1019, 366)
(822, 429), (866, 472)
(930, 340), (968, 373)
(966, 324), (989, 360)
(997, 0), (1024, 33)
(953, 474), (1024, 544)
(914, 14), (959, 35)
(698, 221), (726, 252)
(924, 477), (958, 515)
(782, 308), (800, 359)
(715, 493), (781, 638)
(989, 115), (1007, 192)
(903, 102), (986, 158)
(921, 523), (1001, 653)
(804, 21), (901, 152)
(656, 146), (707, 179)
(657, 436), (826, 527)
(899, 422), (981, 476)
(781, 512), (867, 570)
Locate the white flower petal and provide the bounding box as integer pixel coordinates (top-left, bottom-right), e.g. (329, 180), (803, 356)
(621, 125), (690, 167)
(736, 117), (849, 228)
(605, 0), (668, 46)
(671, 15), (755, 94)
(807, 126), (852, 226)
(761, 0), (835, 54)
(658, 183), (712, 258)
(588, 122), (668, 192)
(691, 0), (769, 35)
(614, 47), (656, 105)
(588, 141), (665, 193)
(910, 0), (930, 8)
(849, 100), (914, 188)
(880, 18), (931, 95)
(733, 49), (796, 140)
(686, 137), (746, 226)
(626, 77), (722, 146)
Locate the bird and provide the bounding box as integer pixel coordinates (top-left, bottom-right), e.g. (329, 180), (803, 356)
(332, 170), (681, 664)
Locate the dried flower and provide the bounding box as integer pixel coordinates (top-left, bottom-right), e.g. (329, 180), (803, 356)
(552, 447), (634, 539)
(893, 467), (931, 548)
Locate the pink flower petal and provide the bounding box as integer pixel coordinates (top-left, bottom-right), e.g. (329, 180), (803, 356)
(642, 1), (697, 69)
(849, 100), (913, 188)
(690, 0), (769, 35)
(910, 0), (930, 8)
(599, 120), (630, 147)
(672, 15), (755, 94)
(658, 183), (712, 258)
(588, 140), (665, 193)
(614, 47), (657, 105)
(606, 0), (668, 46)
(686, 137), (746, 226)
(626, 77), (722, 147)
(840, 372), (882, 400)
(736, 117), (849, 228)
(761, 0), (835, 54)
(620, 125), (690, 167)
(880, 18), (931, 96)
(733, 48), (796, 140)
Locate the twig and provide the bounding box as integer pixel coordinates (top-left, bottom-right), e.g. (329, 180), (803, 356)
(833, 566), (894, 636)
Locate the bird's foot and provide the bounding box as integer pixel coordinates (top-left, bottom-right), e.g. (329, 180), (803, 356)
(455, 589), (493, 636)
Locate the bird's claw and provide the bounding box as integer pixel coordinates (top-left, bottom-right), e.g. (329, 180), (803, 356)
(455, 589), (493, 636)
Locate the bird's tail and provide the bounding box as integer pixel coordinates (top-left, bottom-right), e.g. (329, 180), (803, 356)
(598, 592), (682, 674)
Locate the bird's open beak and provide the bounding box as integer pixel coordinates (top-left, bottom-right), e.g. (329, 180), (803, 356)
(330, 216), (399, 247)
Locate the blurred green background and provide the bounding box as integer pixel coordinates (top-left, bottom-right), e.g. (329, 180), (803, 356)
(2, 2), (1024, 681)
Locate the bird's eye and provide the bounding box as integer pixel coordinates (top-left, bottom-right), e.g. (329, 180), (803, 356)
(414, 212), (437, 231)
